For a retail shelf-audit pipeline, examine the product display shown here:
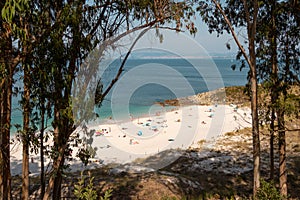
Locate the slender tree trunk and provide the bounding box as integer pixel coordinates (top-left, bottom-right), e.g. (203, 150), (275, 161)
(0, 37), (16, 199)
(269, 110), (275, 180)
(211, 0), (260, 195)
(52, 124), (67, 200)
(269, 0), (278, 181)
(0, 76), (2, 198)
(45, 102), (60, 199)
(243, 0), (260, 195)
(0, 69), (13, 200)
(248, 16), (260, 199)
(22, 65), (30, 200)
(0, 21), (14, 199)
(52, 155), (64, 200)
(52, 108), (71, 199)
(40, 102), (45, 199)
(278, 108), (287, 196)
(21, 138), (29, 200)
(43, 142), (68, 200)
(43, 105), (71, 200)
(278, 29), (290, 197)
(250, 68), (260, 196)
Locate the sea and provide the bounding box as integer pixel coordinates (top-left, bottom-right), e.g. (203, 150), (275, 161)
(10, 57), (248, 134)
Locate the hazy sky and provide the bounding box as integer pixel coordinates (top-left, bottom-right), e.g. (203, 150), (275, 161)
(185, 13), (243, 55)
(132, 29), (237, 59)
(102, 13), (242, 60)
(133, 15), (239, 57)
(193, 20), (238, 54)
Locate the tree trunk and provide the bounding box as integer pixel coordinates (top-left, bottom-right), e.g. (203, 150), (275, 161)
(0, 69), (13, 200)
(211, 0), (260, 195)
(43, 104), (70, 200)
(21, 142), (29, 200)
(250, 69), (260, 196)
(278, 108), (287, 196)
(248, 15), (260, 199)
(43, 143), (67, 200)
(244, 0), (260, 195)
(52, 155), (64, 200)
(269, 0), (278, 181)
(52, 113), (70, 199)
(22, 65), (30, 200)
(269, 110), (275, 180)
(40, 102), (45, 199)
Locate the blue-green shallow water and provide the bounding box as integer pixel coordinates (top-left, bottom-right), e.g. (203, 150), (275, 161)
(11, 57), (248, 134)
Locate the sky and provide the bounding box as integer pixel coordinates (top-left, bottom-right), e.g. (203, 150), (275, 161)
(193, 20), (238, 55)
(85, 0), (243, 57)
(127, 26), (238, 59)
(131, 14), (239, 58)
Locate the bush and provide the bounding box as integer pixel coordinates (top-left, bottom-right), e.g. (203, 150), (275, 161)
(74, 171), (98, 200)
(74, 171), (113, 200)
(256, 179), (284, 200)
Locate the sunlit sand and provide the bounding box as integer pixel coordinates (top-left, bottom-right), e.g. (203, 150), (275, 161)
(10, 104), (252, 175)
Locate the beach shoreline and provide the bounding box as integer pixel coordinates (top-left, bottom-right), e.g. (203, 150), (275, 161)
(10, 103), (252, 176)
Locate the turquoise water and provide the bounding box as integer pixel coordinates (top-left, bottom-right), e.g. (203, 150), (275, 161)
(11, 57), (248, 134)
(94, 57), (248, 121)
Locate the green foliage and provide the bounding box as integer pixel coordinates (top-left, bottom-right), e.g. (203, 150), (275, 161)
(100, 189), (113, 200)
(74, 171), (98, 200)
(76, 125), (97, 166)
(281, 93), (300, 117)
(74, 171), (113, 200)
(77, 147), (93, 166)
(1, 0), (30, 40)
(256, 179), (284, 200)
(226, 196), (235, 200)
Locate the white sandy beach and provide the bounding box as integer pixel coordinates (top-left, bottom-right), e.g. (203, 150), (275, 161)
(10, 104), (252, 176)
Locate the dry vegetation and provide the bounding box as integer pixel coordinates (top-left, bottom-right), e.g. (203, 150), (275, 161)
(163, 86), (250, 107)
(164, 84), (300, 108)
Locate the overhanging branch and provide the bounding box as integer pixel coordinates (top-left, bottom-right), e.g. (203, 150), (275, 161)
(99, 27), (152, 102)
(211, 0), (251, 68)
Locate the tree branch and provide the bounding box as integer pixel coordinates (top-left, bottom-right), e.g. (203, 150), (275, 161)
(102, 19), (159, 47)
(99, 27), (152, 102)
(211, 0), (251, 67)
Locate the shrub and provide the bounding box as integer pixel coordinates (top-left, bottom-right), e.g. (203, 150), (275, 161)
(256, 179), (284, 200)
(74, 171), (97, 200)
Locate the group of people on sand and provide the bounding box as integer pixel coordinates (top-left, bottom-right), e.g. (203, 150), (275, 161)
(95, 127), (111, 136)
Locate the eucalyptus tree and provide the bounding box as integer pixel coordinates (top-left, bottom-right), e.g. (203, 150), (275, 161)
(1, 0), (29, 198)
(256, 0), (299, 196)
(1, 0), (55, 199)
(36, 1), (196, 199)
(197, 0), (299, 197)
(197, 0), (261, 195)
(0, 16), (16, 198)
(255, 0), (280, 182)
(275, 0), (300, 196)
(31, 28), (55, 200)
(1, 0), (196, 199)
